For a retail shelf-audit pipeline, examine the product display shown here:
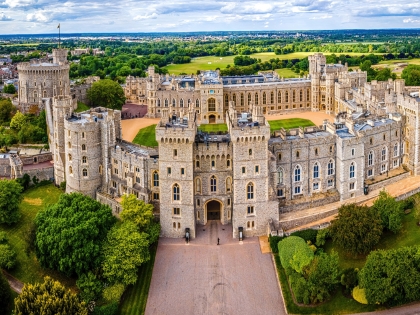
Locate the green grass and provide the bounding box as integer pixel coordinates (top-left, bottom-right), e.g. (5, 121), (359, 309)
(74, 101), (90, 113)
(132, 124), (158, 148)
(275, 68), (300, 78)
(268, 118), (316, 132)
(118, 243), (157, 315)
(0, 184), (75, 288)
(197, 123), (228, 133)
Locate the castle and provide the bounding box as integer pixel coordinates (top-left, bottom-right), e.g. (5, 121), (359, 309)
(18, 49), (420, 239)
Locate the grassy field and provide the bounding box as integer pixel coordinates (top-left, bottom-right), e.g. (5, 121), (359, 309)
(132, 124), (158, 147)
(74, 101), (90, 113)
(197, 123), (228, 133)
(275, 68), (299, 78)
(118, 243), (157, 315)
(268, 118), (315, 132)
(0, 184), (76, 288)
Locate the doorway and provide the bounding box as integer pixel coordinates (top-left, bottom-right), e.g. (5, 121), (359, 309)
(209, 114), (216, 124)
(206, 200), (221, 220)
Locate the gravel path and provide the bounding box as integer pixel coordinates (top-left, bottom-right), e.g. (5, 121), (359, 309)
(3, 270), (23, 294)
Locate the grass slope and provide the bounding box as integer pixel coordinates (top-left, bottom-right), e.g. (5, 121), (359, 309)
(132, 124), (158, 147)
(74, 101), (90, 113)
(268, 118), (316, 132)
(118, 243), (158, 315)
(0, 184), (75, 288)
(198, 123), (228, 133)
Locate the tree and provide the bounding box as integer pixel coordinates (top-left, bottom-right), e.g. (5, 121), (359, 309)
(330, 204), (382, 255)
(3, 84), (16, 94)
(76, 272), (103, 303)
(14, 276), (88, 315)
(10, 110), (27, 131)
(371, 190), (402, 233)
(121, 194), (154, 230)
(0, 271), (12, 311)
(0, 243), (16, 269)
(0, 179), (23, 225)
(375, 68), (396, 81)
(102, 222), (150, 285)
(278, 236), (314, 273)
(0, 99), (15, 123)
(401, 64), (420, 86)
(35, 193), (116, 276)
(87, 79), (126, 110)
(102, 283), (125, 303)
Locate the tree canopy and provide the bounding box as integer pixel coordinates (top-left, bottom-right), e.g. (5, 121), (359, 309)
(14, 276), (88, 315)
(3, 84), (16, 94)
(87, 79), (126, 110)
(10, 110), (27, 131)
(278, 236), (314, 273)
(121, 194), (154, 229)
(0, 179), (23, 225)
(330, 204), (382, 255)
(35, 193), (116, 276)
(0, 99), (15, 124)
(371, 190), (402, 233)
(401, 64), (420, 86)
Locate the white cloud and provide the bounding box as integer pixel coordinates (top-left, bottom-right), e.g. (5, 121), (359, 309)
(403, 18), (420, 23)
(2, 0), (35, 8)
(134, 12), (158, 20)
(0, 12), (12, 20)
(27, 11), (50, 23)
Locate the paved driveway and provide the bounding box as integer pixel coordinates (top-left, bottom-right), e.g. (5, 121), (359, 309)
(145, 221), (286, 315)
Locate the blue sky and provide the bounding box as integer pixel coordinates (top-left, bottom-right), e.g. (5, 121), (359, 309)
(0, 0), (420, 34)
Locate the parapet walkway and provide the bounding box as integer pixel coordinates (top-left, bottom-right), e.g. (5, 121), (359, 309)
(280, 175), (420, 233)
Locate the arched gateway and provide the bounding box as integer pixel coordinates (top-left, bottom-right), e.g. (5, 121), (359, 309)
(206, 200), (222, 220)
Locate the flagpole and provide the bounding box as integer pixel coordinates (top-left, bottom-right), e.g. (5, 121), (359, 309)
(59, 24), (61, 48)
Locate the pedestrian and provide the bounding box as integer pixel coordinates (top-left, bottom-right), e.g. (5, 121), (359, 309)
(217, 238), (220, 245)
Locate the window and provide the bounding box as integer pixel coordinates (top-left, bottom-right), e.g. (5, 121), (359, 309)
(277, 91), (282, 103)
(248, 93), (251, 105)
(174, 149), (177, 157)
(82, 156), (87, 164)
(393, 144), (398, 157)
(172, 99), (176, 107)
(195, 177), (201, 193)
(69, 166), (73, 174)
(153, 171), (159, 187)
(350, 163), (355, 179)
(196, 99), (200, 107)
(263, 92), (267, 105)
(313, 182), (319, 191)
(173, 208), (180, 216)
(68, 154), (72, 161)
(247, 206), (254, 215)
(383, 134), (386, 141)
(382, 147), (387, 161)
(196, 160), (200, 168)
(278, 153), (282, 161)
(180, 99), (184, 107)
(114, 168), (118, 175)
(381, 164), (387, 173)
(224, 94), (229, 107)
(153, 193), (159, 200)
(293, 90), (296, 102)
(296, 151), (300, 158)
(329, 146), (333, 153)
(327, 179), (334, 187)
(211, 159), (215, 168)
(227, 159), (231, 168)
(247, 221), (255, 229)
(167, 167), (171, 175)
(81, 132), (85, 138)
(233, 94), (237, 105)
(270, 91), (274, 104)
(313, 163), (319, 178)
(241, 93), (244, 106)
(82, 168), (88, 177)
(393, 159), (399, 167)
(315, 148), (318, 155)
(368, 151), (373, 166)
(181, 168), (185, 175)
(208, 98), (216, 112)
(255, 165), (259, 174)
(328, 160), (334, 175)
(368, 169), (373, 177)
(285, 91), (289, 102)
(210, 175), (217, 192)
(277, 167), (284, 184)
(157, 99), (161, 107)
(197, 199), (200, 206)
(247, 183), (254, 199)
(255, 93), (259, 105)
(242, 167), (246, 174)
(227, 198), (231, 206)
(226, 177), (232, 193)
(294, 186), (301, 194)
(173, 184), (180, 201)
(249, 149), (252, 156)
(370, 138), (373, 145)
(82, 144), (86, 151)
(136, 176), (140, 183)
(294, 165), (301, 182)
(299, 90), (303, 102)
(351, 148), (355, 156)
(349, 182), (355, 190)
(277, 189), (284, 197)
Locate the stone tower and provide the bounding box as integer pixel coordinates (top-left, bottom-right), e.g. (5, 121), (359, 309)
(198, 72), (224, 124)
(156, 108), (197, 238)
(228, 105), (278, 238)
(308, 53), (326, 112)
(146, 66), (159, 117)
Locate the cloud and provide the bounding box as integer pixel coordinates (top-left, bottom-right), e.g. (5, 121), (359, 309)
(27, 11), (50, 22)
(403, 18), (420, 23)
(356, 6), (420, 17)
(0, 12), (12, 20)
(134, 12), (158, 20)
(2, 0), (35, 8)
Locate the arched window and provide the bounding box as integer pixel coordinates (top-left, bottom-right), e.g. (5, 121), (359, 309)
(350, 163), (355, 178)
(68, 154), (72, 161)
(263, 92), (267, 105)
(255, 93), (259, 105)
(248, 93), (251, 105)
(381, 147), (387, 161)
(368, 151), (373, 166)
(82, 156), (87, 164)
(227, 158), (231, 168)
(210, 175), (217, 192)
(69, 166), (73, 174)
(270, 91), (274, 104)
(153, 171), (159, 187)
(172, 98), (176, 107)
(299, 90), (303, 102)
(247, 183), (254, 199)
(278, 153), (282, 161)
(285, 91), (289, 102)
(165, 99), (168, 107)
(277, 167), (283, 184)
(313, 163), (319, 178)
(180, 99), (184, 107)
(208, 98), (216, 112)
(224, 94), (229, 107)
(294, 165), (301, 182)
(82, 168), (88, 177)
(157, 99), (161, 107)
(211, 156), (215, 168)
(393, 143), (399, 157)
(278, 91), (282, 103)
(195, 178), (201, 193)
(226, 177), (232, 193)
(196, 99), (200, 107)
(173, 184), (180, 201)
(240, 93), (244, 106)
(328, 160), (334, 175)
(82, 144), (86, 151)
(68, 142), (71, 149)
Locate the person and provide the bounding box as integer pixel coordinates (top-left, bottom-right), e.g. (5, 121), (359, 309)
(217, 238), (220, 245)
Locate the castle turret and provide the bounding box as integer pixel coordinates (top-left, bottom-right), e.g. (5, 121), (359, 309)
(52, 49), (68, 65)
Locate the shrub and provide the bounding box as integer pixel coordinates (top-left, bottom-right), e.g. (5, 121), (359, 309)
(76, 272), (103, 303)
(102, 283), (125, 303)
(278, 236), (314, 273)
(0, 243), (16, 269)
(352, 286), (368, 304)
(92, 302), (118, 315)
(289, 271), (310, 304)
(341, 268), (359, 294)
(315, 228), (330, 247)
(269, 235), (284, 253)
(290, 229), (318, 243)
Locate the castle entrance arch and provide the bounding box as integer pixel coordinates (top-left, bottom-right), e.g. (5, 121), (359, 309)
(209, 114), (216, 124)
(206, 199), (222, 220)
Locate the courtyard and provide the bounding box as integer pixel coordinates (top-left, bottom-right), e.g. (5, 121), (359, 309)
(145, 221), (285, 315)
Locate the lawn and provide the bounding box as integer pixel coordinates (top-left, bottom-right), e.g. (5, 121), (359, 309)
(118, 243), (157, 315)
(197, 123), (228, 133)
(268, 118), (316, 132)
(0, 184), (75, 288)
(74, 101), (90, 113)
(132, 124), (158, 147)
(275, 68), (300, 78)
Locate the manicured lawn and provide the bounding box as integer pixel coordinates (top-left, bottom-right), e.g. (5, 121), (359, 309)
(197, 123), (228, 133)
(132, 124), (158, 147)
(74, 101), (90, 113)
(268, 118), (316, 132)
(118, 243), (157, 315)
(275, 68), (300, 78)
(0, 184), (75, 288)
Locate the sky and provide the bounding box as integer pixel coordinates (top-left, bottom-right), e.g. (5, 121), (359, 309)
(1, 0), (420, 34)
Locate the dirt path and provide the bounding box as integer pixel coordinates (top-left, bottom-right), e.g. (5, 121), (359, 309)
(121, 118), (160, 142)
(265, 111), (335, 126)
(3, 270), (24, 294)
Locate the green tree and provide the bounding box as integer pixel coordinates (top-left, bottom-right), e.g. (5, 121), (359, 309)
(121, 194), (154, 229)
(102, 222), (150, 285)
(0, 271), (12, 311)
(0, 99), (15, 123)
(35, 193), (116, 276)
(87, 79), (126, 110)
(76, 272), (103, 303)
(102, 283), (125, 303)
(278, 236), (314, 273)
(0, 243), (16, 269)
(330, 204), (382, 255)
(375, 68), (396, 81)
(372, 190), (402, 233)
(0, 179), (23, 225)
(14, 276), (88, 315)
(3, 84), (16, 94)
(10, 110), (27, 131)
(401, 64), (420, 86)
